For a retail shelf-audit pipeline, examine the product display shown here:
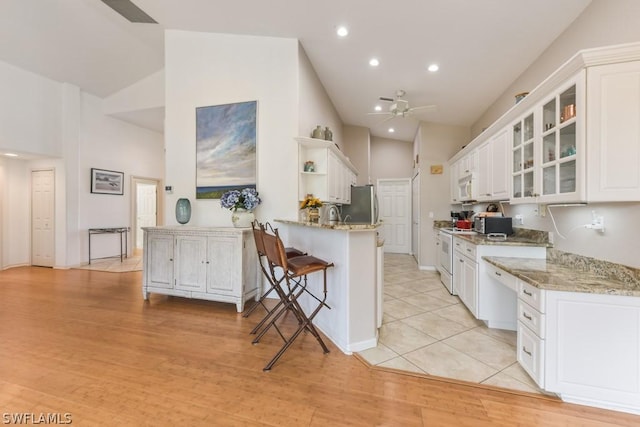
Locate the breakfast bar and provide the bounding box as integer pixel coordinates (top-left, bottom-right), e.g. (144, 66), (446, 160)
(274, 219), (381, 354)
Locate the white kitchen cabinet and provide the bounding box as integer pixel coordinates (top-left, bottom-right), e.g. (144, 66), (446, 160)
(477, 128), (510, 201)
(587, 61), (640, 201)
(545, 290), (640, 414)
(488, 261), (640, 414)
(453, 238), (478, 317)
(296, 137), (358, 204)
(450, 43), (640, 205)
(143, 227), (258, 312)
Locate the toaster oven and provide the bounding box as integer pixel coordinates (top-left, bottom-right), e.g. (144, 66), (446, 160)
(474, 216), (513, 235)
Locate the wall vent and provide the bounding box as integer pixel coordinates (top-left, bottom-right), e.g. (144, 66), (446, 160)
(101, 0), (157, 24)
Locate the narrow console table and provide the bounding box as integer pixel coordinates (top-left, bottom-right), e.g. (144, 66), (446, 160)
(88, 227), (129, 264)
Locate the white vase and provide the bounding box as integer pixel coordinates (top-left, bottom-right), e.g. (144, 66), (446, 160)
(231, 208), (255, 228)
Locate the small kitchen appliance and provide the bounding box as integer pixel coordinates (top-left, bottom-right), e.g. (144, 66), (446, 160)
(474, 216), (513, 235)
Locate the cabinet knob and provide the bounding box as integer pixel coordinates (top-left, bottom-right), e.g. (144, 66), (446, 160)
(169, 258), (173, 262)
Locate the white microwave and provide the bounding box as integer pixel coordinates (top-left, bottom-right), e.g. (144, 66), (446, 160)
(458, 174), (475, 201)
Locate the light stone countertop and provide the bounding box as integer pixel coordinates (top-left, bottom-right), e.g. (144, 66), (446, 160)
(275, 219), (380, 231)
(483, 256), (640, 297)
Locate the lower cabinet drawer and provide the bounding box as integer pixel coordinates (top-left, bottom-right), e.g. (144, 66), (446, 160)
(518, 299), (545, 338)
(517, 321), (545, 388)
(518, 280), (545, 313)
(486, 263), (517, 292)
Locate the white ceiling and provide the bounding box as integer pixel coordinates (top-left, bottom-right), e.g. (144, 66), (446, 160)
(0, 0), (592, 141)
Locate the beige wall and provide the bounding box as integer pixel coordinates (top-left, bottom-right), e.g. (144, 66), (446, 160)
(472, 0), (640, 138)
(417, 122), (470, 267)
(342, 125), (370, 185)
(370, 136), (414, 185)
(467, 0), (640, 268)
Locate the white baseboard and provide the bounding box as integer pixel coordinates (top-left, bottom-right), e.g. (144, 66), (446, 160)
(419, 265), (437, 271)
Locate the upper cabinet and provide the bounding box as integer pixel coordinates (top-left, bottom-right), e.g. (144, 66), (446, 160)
(296, 137), (358, 204)
(586, 61), (640, 202)
(449, 42), (640, 205)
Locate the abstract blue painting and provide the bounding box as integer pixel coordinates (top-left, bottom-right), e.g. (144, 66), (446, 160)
(195, 101), (257, 199)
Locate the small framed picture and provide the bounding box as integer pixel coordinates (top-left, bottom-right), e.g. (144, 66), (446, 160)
(91, 168), (124, 195)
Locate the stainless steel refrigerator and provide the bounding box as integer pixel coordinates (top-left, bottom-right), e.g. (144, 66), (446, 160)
(341, 185), (378, 224)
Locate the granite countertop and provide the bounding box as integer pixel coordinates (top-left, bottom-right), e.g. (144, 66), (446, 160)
(483, 255), (640, 297)
(275, 219), (380, 231)
(433, 220), (551, 248)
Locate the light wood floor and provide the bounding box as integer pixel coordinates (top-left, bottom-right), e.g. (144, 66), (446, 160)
(1, 267), (638, 426)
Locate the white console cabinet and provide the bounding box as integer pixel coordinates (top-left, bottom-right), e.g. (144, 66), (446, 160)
(142, 227), (258, 312)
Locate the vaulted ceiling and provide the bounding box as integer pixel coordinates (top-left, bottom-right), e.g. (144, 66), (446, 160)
(0, 0), (592, 141)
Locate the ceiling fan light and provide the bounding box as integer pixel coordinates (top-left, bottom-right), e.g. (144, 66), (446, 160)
(428, 63), (439, 72)
(374, 105), (382, 111)
(336, 26), (349, 37)
(369, 58), (380, 67)
(388, 128), (395, 133)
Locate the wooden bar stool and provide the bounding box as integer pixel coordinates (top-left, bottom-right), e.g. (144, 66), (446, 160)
(254, 222), (333, 371)
(244, 221), (305, 339)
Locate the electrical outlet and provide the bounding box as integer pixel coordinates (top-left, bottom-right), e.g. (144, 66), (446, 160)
(548, 232), (554, 244)
(515, 214), (524, 225)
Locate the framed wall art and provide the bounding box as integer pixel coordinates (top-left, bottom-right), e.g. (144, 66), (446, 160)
(195, 100), (257, 199)
(91, 168), (124, 195)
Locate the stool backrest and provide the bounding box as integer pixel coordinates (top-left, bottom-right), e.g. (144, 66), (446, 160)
(251, 220), (267, 257)
(261, 226), (288, 270)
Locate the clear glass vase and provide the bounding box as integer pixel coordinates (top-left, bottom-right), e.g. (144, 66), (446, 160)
(175, 198), (191, 224)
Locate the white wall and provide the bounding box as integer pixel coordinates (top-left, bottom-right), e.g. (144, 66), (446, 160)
(78, 92), (164, 264)
(0, 61), (164, 268)
(0, 60), (63, 157)
(298, 45), (343, 148)
(164, 30), (300, 226)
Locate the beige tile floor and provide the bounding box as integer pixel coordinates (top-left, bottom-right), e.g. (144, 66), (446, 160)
(358, 253), (544, 395)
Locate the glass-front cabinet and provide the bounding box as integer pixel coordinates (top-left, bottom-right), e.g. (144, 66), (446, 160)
(540, 80), (581, 201)
(510, 72), (585, 204)
(511, 112), (536, 201)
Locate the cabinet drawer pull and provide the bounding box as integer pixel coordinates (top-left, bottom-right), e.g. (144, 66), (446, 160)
(495, 271), (502, 277)
(522, 346), (532, 357)
(459, 259), (464, 263)
(523, 289), (533, 297)
(466, 248), (472, 253)
(523, 312), (532, 321)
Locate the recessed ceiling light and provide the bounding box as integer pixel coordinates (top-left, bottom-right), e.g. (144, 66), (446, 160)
(428, 64), (439, 72)
(388, 128), (395, 133)
(4, 153), (18, 157)
(369, 58), (380, 67)
(374, 105), (382, 112)
(336, 26), (349, 37)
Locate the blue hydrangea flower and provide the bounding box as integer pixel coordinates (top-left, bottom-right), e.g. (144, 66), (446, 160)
(220, 188), (261, 211)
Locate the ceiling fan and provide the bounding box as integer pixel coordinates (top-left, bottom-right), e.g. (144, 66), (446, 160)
(368, 90), (436, 124)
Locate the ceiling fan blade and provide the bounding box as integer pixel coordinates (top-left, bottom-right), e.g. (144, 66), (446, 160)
(367, 112), (392, 116)
(379, 97), (394, 102)
(375, 115), (396, 126)
(408, 105), (437, 113)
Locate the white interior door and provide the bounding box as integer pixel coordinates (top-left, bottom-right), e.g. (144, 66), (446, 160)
(133, 179), (158, 250)
(411, 173), (420, 261)
(31, 169), (55, 267)
(377, 179), (411, 254)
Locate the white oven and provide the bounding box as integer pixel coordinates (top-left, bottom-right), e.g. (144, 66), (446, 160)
(438, 230), (455, 294)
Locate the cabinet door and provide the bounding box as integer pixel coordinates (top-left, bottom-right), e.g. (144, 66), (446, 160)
(146, 234), (174, 289)
(491, 129), (510, 199)
(462, 257), (478, 317)
(511, 112), (537, 202)
(587, 61), (640, 201)
(450, 160), (460, 203)
(476, 142), (491, 201)
(206, 235), (239, 295)
(453, 251), (465, 298)
(175, 235), (207, 291)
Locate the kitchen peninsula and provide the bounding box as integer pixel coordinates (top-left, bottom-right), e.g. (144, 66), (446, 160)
(275, 219), (381, 354)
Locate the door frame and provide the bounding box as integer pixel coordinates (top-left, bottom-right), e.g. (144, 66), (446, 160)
(130, 176), (162, 253)
(411, 172), (420, 262)
(377, 178), (412, 254)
